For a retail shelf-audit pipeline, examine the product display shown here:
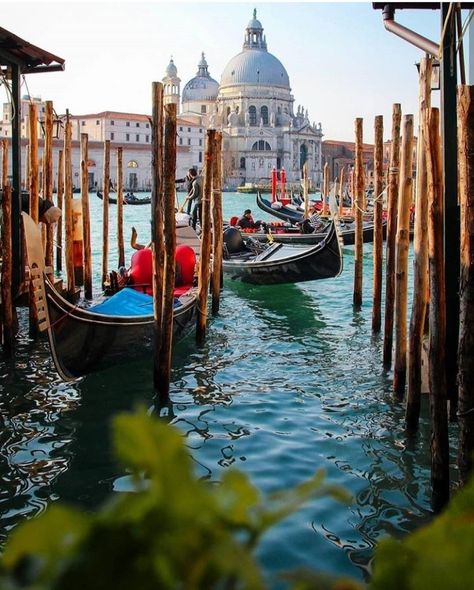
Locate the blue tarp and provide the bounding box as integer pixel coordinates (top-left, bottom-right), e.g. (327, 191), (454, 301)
(88, 288), (154, 317)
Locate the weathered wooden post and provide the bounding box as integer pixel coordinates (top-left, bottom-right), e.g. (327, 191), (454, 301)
(1, 184), (14, 355)
(383, 104), (402, 368)
(426, 107), (449, 511)
(353, 118), (364, 307)
(211, 131), (223, 315)
(372, 115), (384, 332)
(2, 139), (8, 188)
(303, 161), (310, 219)
(43, 101), (54, 273)
(64, 113), (75, 297)
(101, 140), (110, 289)
(457, 85), (474, 486)
(156, 102), (177, 398)
(407, 58), (432, 431)
(338, 166), (345, 218)
(117, 147), (125, 269)
(81, 133), (92, 299)
(196, 129), (216, 343)
(56, 150), (64, 273)
(393, 115), (414, 399)
(28, 103), (39, 224)
(322, 162), (329, 216)
(151, 82), (165, 396)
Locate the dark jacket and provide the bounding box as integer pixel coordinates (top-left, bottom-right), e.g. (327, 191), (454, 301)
(189, 176), (203, 204)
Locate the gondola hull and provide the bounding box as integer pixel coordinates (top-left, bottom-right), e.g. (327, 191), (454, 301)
(96, 191), (151, 205)
(222, 221), (342, 285)
(255, 193), (386, 245)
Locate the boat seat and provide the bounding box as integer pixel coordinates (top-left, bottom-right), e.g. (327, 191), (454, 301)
(229, 215), (239, 226)
(223, 226), (247, 254)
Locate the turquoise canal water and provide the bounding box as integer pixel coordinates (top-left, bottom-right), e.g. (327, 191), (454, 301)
(0, 193), (459, 586)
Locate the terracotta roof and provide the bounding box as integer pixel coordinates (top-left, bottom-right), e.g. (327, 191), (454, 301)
(71, 111), (150, 122)
(323, 139), (374, 150)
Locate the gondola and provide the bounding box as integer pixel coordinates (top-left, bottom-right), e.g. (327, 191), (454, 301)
(255, 193), (386, 245)
(22, 213), (197, 380)
(96, 191), (151, 205)
(222, 220), (343, 285)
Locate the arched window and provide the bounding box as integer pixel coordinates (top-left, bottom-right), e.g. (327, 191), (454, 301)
(240, 157), (246, 169)
(261, 106), (269, 125)
(300, 144), (308, 171)
(249, 105), (257, 126)
(227, 106), (231, 118)
(252, 140), (271, 151)
(128, 160), (139, 168)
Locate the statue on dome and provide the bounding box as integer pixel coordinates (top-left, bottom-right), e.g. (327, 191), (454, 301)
(228, 108), (238, 128)
(270, 111), (276, 127)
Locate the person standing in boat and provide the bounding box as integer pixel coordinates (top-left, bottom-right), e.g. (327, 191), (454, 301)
(176, 167), (197, 215)
(188, 169), (203, 231)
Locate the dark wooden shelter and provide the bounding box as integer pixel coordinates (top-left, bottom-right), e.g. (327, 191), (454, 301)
(0, 27), (64, 294)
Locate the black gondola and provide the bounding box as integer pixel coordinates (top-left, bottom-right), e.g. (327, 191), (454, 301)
(96, 191), (151, 205)
(22, 213), (197, 380)
(222, 220), (343, 285)
(255, 193), (386, 245)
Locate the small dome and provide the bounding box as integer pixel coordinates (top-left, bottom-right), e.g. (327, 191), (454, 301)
(182, 52), (219, 103)
(165, 57), (177, 78)
(247, 8), (262, 30)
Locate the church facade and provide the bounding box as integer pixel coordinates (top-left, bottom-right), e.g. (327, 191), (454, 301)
(163, 10), (323, 190)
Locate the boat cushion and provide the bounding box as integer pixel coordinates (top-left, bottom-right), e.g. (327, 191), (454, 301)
(89, 287), (184, 317)
(229, 215), (239, 226)
(175, 244), (196, 286)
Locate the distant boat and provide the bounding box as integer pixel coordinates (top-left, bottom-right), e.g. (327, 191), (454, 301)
(222, 220), (342, 285)
(96, 191), (151, 205)
(237, 182), (272, 194)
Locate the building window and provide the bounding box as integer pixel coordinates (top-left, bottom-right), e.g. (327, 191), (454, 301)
(249, 105), (257, 126)
(199, 139), (202, 146)
(179, 137), (183, 145)
(198, 151), (202, 163)
(236, 106), (240, 114)
(252, 140), (271, 151)
(188, 138), (191, 146)
(127, 160), (138, 168)
(111, 120), (115, 125)
(188, 127), (191, 132)
(146, 123), (149, 128)
(261, 106), (269, 125)
(199, 128), (203, 133)
(110, 132), (115, 140)
(126, 122), (130, 127)
(96, 120), (100, 125)
(136, 122), (140, 127)
(201, 105), (207, 114)
(81, 121), (85, 126)
(179, 126), (183, 131)
(146, 135), (149, 142)
(240, 157), (246, 169)
(126, 133), (130, 141)
(136, 134), (140, 142)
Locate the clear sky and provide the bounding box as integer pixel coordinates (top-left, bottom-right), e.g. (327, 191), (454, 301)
(0, 1), (450, 142)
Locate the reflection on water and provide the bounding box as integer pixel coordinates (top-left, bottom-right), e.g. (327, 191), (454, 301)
(0, 196), (460, 586)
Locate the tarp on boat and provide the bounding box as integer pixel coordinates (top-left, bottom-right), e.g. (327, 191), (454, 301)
(89, 288), (154, 317)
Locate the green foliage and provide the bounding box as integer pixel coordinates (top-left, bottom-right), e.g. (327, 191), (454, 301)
(370, 477), (474, 590)
(0, 408), (349, 590)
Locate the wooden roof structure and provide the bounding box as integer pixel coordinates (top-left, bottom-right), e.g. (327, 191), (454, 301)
(0, 26), (65, 74)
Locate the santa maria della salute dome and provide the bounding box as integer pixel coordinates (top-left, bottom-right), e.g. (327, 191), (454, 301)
(162, 9), (323, 188)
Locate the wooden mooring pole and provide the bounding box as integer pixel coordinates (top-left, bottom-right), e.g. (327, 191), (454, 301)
(393, 114), (414, 400)
(1, 184), (14, 355)
(81, 133), (92, 299)
(151, 82), (165, 396)
(457, 85), (474, 486)
(303, 162), (310, 219)
(28, 103), (39, 225)
(406, 57), (432, 431)
(383, 104), (402, 368)
(196, 129), (216, 343)
(2, 139), (8, 188)
(43, 101), (54, 274)
(64, 114), (75, 298)
(101, 140), (110, 289)
(117, 147), (125, 269)
(322, 162), (329, 217)
(56, 150), (64, 274)
(211, 131), (223, 316)
(372, 115), (384, 332)
(338, 166), (345, 218)
(353, 118), (364, 307)
(426, 107), (449, 511)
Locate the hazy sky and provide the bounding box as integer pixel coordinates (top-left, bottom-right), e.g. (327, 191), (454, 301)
(0, 1), (453, 142)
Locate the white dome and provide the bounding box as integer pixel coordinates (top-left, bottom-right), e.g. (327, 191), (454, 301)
(220, 49), (290, 88)
(165, 58), (177, 78)
(182, 52), (219, 103)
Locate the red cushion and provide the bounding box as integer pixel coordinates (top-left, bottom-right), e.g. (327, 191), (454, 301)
(129, 248), (153, 294)
(175, 244), (196, 286)
(229, 216), (239, 226)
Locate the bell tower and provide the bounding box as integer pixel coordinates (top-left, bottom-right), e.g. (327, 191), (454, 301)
(162, 56), (181, 110)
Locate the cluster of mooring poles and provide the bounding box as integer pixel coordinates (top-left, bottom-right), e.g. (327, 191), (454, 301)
(349, 53), (474, 511)
(0, 82), (224, 403)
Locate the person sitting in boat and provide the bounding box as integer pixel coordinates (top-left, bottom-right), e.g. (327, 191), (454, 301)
(20, 194), (62, 225)
(236, 209), (263, 230)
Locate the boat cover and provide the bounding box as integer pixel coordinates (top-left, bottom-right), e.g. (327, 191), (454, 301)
(89, 287), (181, 317)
